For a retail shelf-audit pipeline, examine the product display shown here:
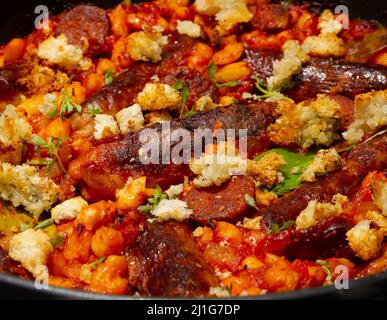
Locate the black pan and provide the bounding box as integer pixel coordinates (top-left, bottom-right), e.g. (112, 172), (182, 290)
(0, 0), (386, 299)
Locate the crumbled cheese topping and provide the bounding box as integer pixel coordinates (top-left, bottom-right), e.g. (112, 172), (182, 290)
(93, 114), (120, 140)
(247, 153), (285, 186)
(37, 34), (89, 68)
(301, 148), (340, 182)
(115, 104), (144, 134)
(296, 194), (348, 229)
(267, 40), (310, 90)
(189, 151), (247, 188)
(0, 105), (32, 149)
(38, 93), (57, 115)
(136, 82), (181, 111)
(303, 33), (346, 58)
(193, 226), (204, 237)
(126, 29), (168, 63)
(343, 90), (387, 143)
(151, 198), (192, 222)
(165, 184), (184, 199)
(51, 196), (88, 224)
(0, 163), (59, 217)
(318, 10), (343, 35)
(346, 220), (383, 260)
(240, 216), (262, 231)
(8, 228), (53, 278)
(194, 95), (216, 112)
(194, 0), (252, 35)
(176, 20), (202, 38)
(372, 180), (387, 215)
(209, 286), (231, 297)
(269, 95), (342, 148)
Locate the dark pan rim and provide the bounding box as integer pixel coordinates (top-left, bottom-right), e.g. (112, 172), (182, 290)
(1, 270), (387, 299)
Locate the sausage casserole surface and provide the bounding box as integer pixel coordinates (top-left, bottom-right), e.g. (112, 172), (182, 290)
(0, 0), (386, 297)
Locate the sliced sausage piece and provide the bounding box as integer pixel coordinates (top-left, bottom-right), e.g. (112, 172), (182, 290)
(126, 221), (218, 296)
(249, 4), (290, 32)
(284, 217), (353, 261)
(185, 176), (256, 224)
(55, 5), (109, 56)
(289, 59), (387, 101)
(69, 102), (275, 199)
(258, 133), (387, 229)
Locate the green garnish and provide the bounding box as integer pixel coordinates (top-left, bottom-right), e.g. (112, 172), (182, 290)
(245, 193), (258, 210)
(138, 186), (166, 213)
(316, 260), (333, 283)
(87, 103), (101, 117)
(123, 0), (131, 5)
(34, 218), (54, 230)
(174, 80), (191, 117)
(255, 148), (315, 196)
(30, 135), (66, 173)
(207, 62), (240, 88)
(337, 128), (387, 153)
(86, 257), (106, 270)
(46, 88), (82, 120)
(104, 70), (114, 85)
(50, 233), (65, 248)
(270, 220), (295, 234)
(251, 73), (292, 100)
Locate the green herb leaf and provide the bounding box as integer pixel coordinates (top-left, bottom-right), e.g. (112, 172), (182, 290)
(20, 222), (32, 232)
(30, 135), (66, 173)
(123, 0), (131, 5)
(86, 257), (106, 270)
(50, 233), (65, 248)
(316, 259), (332, 282)
(46, 88), (82, 120)
(251, 73), (288, 100)
(174, 80), (190, 117)
(270, 220), (295, 234)
(245, 193), (258, 210)
(137, 185), (166, 213)
(337, 128), (387, 154)
(207, 62), (240, 88)
(255, 148), (315, 196)
(35, 218), (54, 230)
(87, 103), (101, 117)
(104, 70), (114, 85)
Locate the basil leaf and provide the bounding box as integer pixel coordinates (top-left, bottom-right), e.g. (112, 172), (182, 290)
(256, 148), (315, 196)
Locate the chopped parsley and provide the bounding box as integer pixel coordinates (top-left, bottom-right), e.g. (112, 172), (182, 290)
(104, 70), (114, 85)
(87, 103), (101, 117)
(34, 218), (54, 230)
(316, 259), (333, 283)
(269, 220), (295, 234)
(86, 257), (106, 270)
(46, 88), (82, 120)
(207, 62), (240, 88)
(137, 186), (166, 213)
(30, 135), (66, 173)
(174, 80), (191, 117)
(245, 193), (258, 210)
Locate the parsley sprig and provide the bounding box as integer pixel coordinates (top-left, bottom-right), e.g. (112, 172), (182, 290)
(316, 260), (333, 283)
(269, 220), (295, 234)
(104, 70), (114, 85)
(251, 73), (291, 100)
(86, 257), (106, 270)
(46, 88), (82, 120)
(174, 80), (190, 117)
(87, 103), (101, 117)
(137, 186), (166, 213)
(30, 135), (66, 173)
(245, 193), (258, 210)
(207, 62), (240, 88)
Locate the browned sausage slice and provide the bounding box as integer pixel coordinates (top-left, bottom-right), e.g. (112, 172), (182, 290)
(126, 221), (218, 296)
(185, 176), (256, 224)
(55, 5), (109, 56)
